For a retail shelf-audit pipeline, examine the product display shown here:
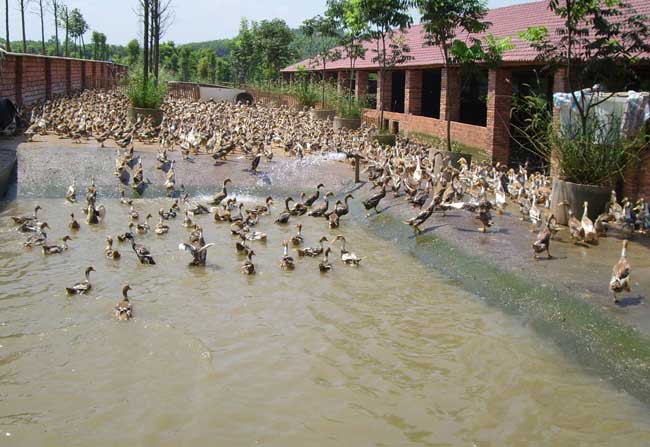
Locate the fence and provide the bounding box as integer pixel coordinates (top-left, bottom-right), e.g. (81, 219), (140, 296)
(0, 49), (127, 107)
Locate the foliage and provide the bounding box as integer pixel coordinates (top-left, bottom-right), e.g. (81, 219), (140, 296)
(256, 18), (295, 81)
(127, 39), (140, 65)
(301, 14), (341, 107)
(519, 0), (650, 134)
(91, 31), (108, 60)
(414, 0), (490, 151)
(511, 87), (647, 186)
(124, 63), (167, 109)
(353, 0), (413, 130)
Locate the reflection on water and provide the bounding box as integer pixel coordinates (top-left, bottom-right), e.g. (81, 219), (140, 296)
(1, 197), (649, 446)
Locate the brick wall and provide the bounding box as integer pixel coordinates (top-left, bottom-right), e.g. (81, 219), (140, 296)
(0, 51), (126, 107)
(440, 68), (460, 122)
(623, 147), (650, 200)
(355, 71), (368, 99)
(405, 70), (422, 115)
(486, 68), (512, 164)
(363, 109), (488, 150)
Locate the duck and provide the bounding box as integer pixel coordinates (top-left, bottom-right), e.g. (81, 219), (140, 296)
(532, 214), (554, 260)
(66, 180), (77, 202)
(154, 217), (170, 235)
(105, 236), (121, 259)
(253, 197), (274, 215)
(41, 235), (72, 255)
(65, 266), (95, 295)
(297, 236), (328, 257)
(251, 151), (262, 172)
(114, 284), (133, 320)
(308, 192), (334, 217)
(403, 199), (436, 235)
(129, 205), (139, 220)
(124, 233), (156, 265)
(120, 190), (133, 206)
(235, 233), (250, 254)
(580, 201), (597, 242)
(69, 213), (80, 231)
(559, 201), (584, 242)
(318, 247), (333, 273)
(332, 235), (361, 265)
(362, 184), (387, 217)
(303, 183), (324, 207)
(136, 214), (152, 234)
(609, 239), (631, 303)
(19, 220), (48, 233)
(178, 241), (215, 266)
(86, 203), (105, 225)
(291, 224), (304, 246)
(23, 230), (48, 248)
(328, 212), (340, 229)
(241, 250), (256, 275)
(477, 202), (493, 233)
(594, 212), (609, 237)
(209, 178), (232, 205)
(288, 197), (308, 216)
(333, 194), (354, 218)
(280, 240), (295, 270)
(275, 198), (292, 224)
(11, 205), (42, 225)
(117, 225), (134, 243)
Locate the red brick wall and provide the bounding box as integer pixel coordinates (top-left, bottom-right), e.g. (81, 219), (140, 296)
(355, 71), (368, 99)
(486, 68), (512, 164)
(440, 68), (460, 122)
(623, 148), (650, 200)
(377, 71), (392, 113)
(363, 109), (488, 150)
(0, 52), (125, 107)
(405, 70), (422, 115)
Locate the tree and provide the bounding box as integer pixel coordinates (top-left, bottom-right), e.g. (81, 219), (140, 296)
(61, 5), (69, 56)
(301, 15), (340, 108)
(414, 0), (490, 151)
(4, 0), (10, 51)
(127, 38), (140, 65)
(520, 0), (650, 136)
(20, 0), (28, 53)
(91, 31), (107, 60)
(151, 0), (174, 85)
(37, 0), (45, 54)
(355, 0), (413, 130)
(68, 8), (88, 58)
(207, 50), (217, 83)
(178, 46), (192, 81)
(231, 19), (258, 85)
(197, 55), (209, 81)
(216, 57), (231, 84)
(49, 0), (60, 56)
(326, 0), (368, 111)
(256, 18), (294, 81)
(140, 0), (150, 84)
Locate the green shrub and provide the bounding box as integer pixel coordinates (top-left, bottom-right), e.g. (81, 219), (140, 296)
(124, 66), (166, 109)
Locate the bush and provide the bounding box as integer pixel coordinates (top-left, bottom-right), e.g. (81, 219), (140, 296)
(124, 66), (166, 109)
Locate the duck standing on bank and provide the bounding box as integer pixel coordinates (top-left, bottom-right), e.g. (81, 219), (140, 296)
(532, 214), (555, 260)
(610, 240), (631, 304)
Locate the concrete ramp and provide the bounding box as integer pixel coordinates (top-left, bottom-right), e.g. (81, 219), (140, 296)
(167, 81), (253, 104)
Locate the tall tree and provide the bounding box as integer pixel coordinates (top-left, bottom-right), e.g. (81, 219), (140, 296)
(20, 0), (28, 53)
(326, 0), (368, 110)
(141, 0), (150, 84)
(355, 0), (413, 131)
(37, 0), (45, 54)
(4, 0), (10, 51)
(301, 15), (340, 108)
(207, 50), (217, 83)
(414, 0), (490, 151)
(69, 8), (88, 58)
(127, 38), (140, 65)
(256, 18), (295, 81)
(520, 0), (650, 136)
(49, 0), (59, 56)
(151, 0), (174, 86)
(231, 19), (257, 85)
(61, 5), (69, 56)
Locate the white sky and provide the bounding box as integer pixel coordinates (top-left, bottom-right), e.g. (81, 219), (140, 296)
(6, 0), (540, 46)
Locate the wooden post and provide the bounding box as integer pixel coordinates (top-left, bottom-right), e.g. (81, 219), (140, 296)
(354, 154), (360, 183)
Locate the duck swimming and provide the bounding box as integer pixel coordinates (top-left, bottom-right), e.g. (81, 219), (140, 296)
(124, 233), (156, 265)
(136, 214), (152, 234)
(297, 236), (328, 257)
(12, 205), (42, 225)
(280, 240), (295, 270)
(209, 178), (232, 205)
(155, 217), (170, 235)
(318, 247), (333, 273)
(303, 183), (324, 207)
(69, 213), (80, 231)
(42, 235), (71, 255)
(105, 236), (121, 259)
(241, 250), (256, 275)
(114, 284), (133, 321)
(275, 198), (292, 224)
(23, 230), (48, 248)
(308, 192), (334, 218)
(66, 180), (77, 202)
(332, 235), (361, 265)
(178, 241), (215, 266)
(65, 266), (95, 295)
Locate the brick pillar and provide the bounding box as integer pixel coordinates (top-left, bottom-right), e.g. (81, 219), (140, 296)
(440, 68), (460, 121)
(45, 58), (52, 99)
(553, 67), (569, 93)
(81, 61), (87, 90)
(377, 70), (392, 112)
(486, 68), (512, 164)
(337, 70), (349, 95)
(65, 59), (71, 95)
(355, 71), (368, 99)
(405, 69), (422, 115)
(91, 62), (97, 89)
(14, 56), (23, 107)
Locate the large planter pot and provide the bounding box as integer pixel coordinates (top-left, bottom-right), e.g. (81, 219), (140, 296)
(334, 116), (361, 130)
(310, 109), (336, 121)
(550, 178), (611, 225)
(128, 106), (163, 126)
(372, 134), (396, 147)
(430, 149), (472, 174)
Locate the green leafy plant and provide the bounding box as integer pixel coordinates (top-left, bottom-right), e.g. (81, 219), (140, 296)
(124, 64), (166, 109)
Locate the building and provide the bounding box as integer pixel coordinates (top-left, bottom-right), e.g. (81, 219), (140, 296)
(281, 0), (650, 166)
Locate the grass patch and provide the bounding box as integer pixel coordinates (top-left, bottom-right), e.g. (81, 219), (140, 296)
(403, 131), (489, 163)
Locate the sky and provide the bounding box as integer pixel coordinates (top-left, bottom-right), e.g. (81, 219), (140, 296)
(6, 0), (539, 47)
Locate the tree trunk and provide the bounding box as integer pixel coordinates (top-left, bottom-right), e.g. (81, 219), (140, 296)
(39, 0), (45, 54)
(442, 47), (452, 152)
(4, 0), (10, 52)
(20, 0), (26, 53)
(81, 35), (86, 59)
(64, 12), (69, 57)
(153, 0), (160, 85)
(53, 1), (59, 56)
(143, 0), (150, 85)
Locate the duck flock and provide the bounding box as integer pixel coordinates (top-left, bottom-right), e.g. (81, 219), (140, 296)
(13, 89), (647, 319)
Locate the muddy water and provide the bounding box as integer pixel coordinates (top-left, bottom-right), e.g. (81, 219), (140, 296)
(1, 197), (650, 446)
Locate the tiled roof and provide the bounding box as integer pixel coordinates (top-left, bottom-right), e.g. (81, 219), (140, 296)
(282, 0), (650, 72)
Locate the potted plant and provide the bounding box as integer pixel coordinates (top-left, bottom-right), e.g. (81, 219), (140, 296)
(334, 94), (365, 130)
(125, 68), (166, 126)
